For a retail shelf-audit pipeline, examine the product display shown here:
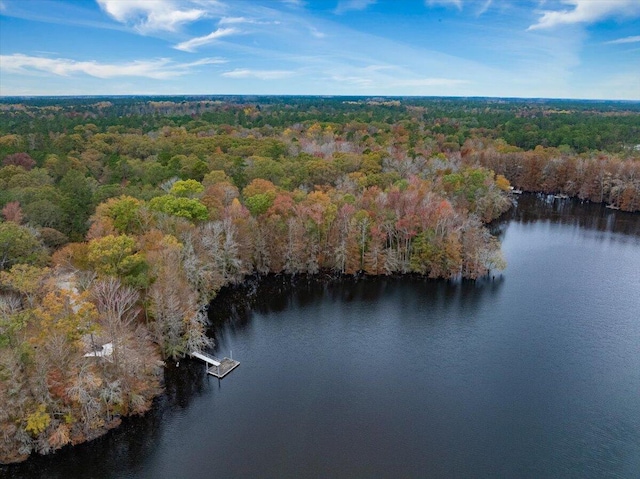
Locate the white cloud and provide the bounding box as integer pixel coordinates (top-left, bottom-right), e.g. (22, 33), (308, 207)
(605, 35), (640, 45)
(309, 27), (326, 38)
(218, 16), (250, 25)
(329, 75), (374, 87)
(334, 0), (377, 15)
(364, 64), (398, 72)
(393, 78), (470, 87)
(96, 0), (209, 33)
(0, 54), (224, 79)
(218, 16), (280, 26)
(426, 0), (462, 10)
(222, 69), (295, 80)
(529, 0), (640, 30)
(174, 27), (239, 52)
(477, 0), (492, 16)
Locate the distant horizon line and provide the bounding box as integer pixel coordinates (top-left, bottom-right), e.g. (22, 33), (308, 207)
(1, 94), (639, 103)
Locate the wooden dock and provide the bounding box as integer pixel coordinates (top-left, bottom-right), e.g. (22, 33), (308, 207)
(191, 351), (240, 378)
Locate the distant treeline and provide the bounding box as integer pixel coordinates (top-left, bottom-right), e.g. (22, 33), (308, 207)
(2, 96), (639, 154)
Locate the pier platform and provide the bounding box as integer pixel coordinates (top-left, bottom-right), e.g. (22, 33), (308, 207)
(191, 351), (240, 378)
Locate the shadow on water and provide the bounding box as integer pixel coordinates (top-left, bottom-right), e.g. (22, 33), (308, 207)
(208, 273), (506, 339)
(497, 193), (640, 237)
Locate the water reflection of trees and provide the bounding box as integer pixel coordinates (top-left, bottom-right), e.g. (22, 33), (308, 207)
(208, 273), (505, 335)
(5, 400), (161, 479)
(499, 193), (640, 236)
(4, 361), (212, 479)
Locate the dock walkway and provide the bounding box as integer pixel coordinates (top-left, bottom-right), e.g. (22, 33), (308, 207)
(190, 351), (240, 378)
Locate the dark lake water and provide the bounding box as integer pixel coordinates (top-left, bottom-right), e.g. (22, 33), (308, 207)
(4, 195), (640, 479)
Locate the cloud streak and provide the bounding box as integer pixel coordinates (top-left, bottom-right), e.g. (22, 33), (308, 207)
(393, 78), (470, 87)
(329, 75), (374, 87)
(174, 27), (240, 52)
(222, 69), (295, 80)
(218, 16), (280, 26)
(281, 0), (305, 6)
(529, 0), (640, 30)
(309, 27), (326, 38)
(0, 54), (224, 79)
(426, 0), (462, 10)
(477, 0), (492, 17)
(334, 0), (377, 15)
(605, 35), (640, 45)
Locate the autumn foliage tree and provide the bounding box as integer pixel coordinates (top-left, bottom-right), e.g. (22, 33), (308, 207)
(1, 201), (23, 224)
(2, 153), (36, 170)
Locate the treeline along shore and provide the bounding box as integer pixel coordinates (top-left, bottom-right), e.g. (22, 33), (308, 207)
(1, 97), (638, 463)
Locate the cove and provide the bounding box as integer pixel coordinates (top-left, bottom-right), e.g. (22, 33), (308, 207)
(4, 194), (640, 479)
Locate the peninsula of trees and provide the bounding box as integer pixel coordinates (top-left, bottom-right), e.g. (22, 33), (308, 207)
(1, 96), (639, 463)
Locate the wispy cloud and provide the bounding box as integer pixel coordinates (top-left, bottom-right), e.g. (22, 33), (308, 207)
(309, 27), (326, 38)
(477, 0), (492, 16)
(0, 54), (224, 79)
(529, 0), (640, 30)
(605, 35), (640, 45)
(219, 16), (280, 26)
(364, 64), (398, 72)
(426, 0), (462, 10)
(329, 75), (374, 87)
(222, 68), (295, 80)
(393, 78), (470, 87)
(334, 0), (377, 15)
(96, 0), (210, 33)
(174, 27), (239, 52)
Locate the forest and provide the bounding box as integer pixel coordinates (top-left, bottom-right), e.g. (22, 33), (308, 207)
(1, 96), (639, 463)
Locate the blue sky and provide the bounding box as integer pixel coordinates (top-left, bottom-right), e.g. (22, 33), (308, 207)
(0, 0), (638, 99)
